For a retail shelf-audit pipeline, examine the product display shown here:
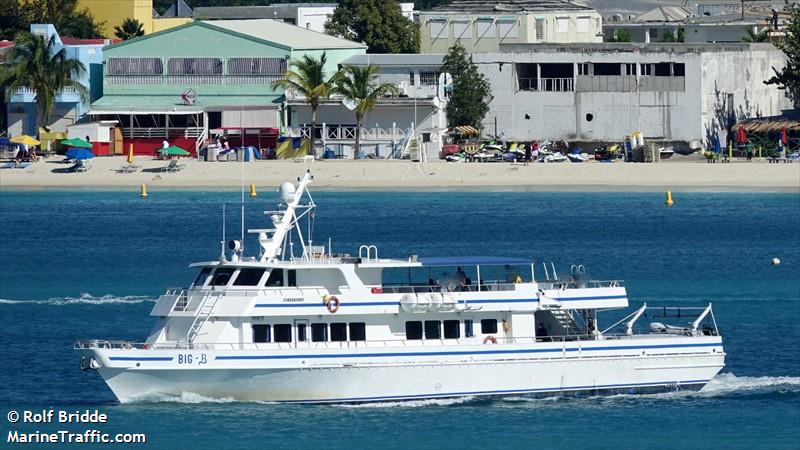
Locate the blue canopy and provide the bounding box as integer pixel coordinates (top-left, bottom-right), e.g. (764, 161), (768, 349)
(419, 256), (532, 267)
(65, 148), (95, 160)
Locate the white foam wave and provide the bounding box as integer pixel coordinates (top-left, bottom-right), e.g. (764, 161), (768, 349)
(0, 293), (156, 306)
(699, 373), (800, 395)
(124, 391), (237, 404)
(337, 395), (478, 408)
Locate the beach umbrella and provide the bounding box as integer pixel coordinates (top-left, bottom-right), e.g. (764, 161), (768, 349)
(781, 127), (788, 145)
(61, 138), (92, 149)
(10, 135), (39, 146)
(736, 126), (748, 144)
(65, 148), (95, 160)
(157, 146), (190, 156)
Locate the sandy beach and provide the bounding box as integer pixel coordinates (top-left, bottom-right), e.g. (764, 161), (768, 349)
(1, 155), (798, 191)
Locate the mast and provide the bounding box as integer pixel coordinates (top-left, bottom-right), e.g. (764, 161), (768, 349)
(256, 170), (313, 262)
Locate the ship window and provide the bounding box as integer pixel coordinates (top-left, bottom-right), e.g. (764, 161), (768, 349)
(287, 270), (297, 287)
(265, 269), (284, 287)
(481, 319), (498, 334)
(193, 267), (213, 287)
(349, 322), (366, 341)
(211, 268), (235, 286)
(330, 323), (348, 342)
(233, 268), (265, 286)
(311, 323), (328, 342)
(465, 320), (474, 337)
(405, 321), (423, 340)
(252, 324), (271, 343)
(443, 320), (460, 339)
(424, 321), (441, 339)
(273, 324), (292, 342)
(296, 323), (307, 342)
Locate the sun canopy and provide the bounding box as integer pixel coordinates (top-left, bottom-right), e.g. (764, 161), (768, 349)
(419, 256), (532, 267)
(61, 138), (92, 149)
(10, 135), (39, 146)
(158, 146), (190, 156)
(65, 148), (95, 160)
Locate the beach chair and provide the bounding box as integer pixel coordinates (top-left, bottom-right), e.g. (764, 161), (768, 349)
(68, 160), (89, 173)
(117, 164), (140, 173)
(162, 159), (184, 172)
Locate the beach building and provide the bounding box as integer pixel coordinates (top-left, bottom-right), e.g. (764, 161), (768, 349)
(76, 0), (192, 38)
(6, 24), (109, 138)
(472, 42), (791, 151)
(89, 19), (366, 155)
(419, 0), (603, 54)
(194, 3), (416, 34)
(285, 53), (447, 159)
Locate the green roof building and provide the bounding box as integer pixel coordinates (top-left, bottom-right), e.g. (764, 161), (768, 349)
(90, 19), (366, 154)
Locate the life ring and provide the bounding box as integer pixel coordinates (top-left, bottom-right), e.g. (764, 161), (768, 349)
(325, 296), (340, 313)
(483, 335), (498, 344)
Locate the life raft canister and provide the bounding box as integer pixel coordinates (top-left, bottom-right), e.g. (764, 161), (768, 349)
(323, 294), (340, 313)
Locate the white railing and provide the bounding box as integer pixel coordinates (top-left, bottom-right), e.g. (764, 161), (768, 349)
(105, 75), (281, 85)
(126, 127), (204, 139)
(13, 86), (80, 96)
(518, 77), (574, 92)
(285, 125), (411, 143)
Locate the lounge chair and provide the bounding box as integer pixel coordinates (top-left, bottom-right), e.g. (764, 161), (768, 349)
(69, 160), (89, 173)
(162, 159), (184, 172)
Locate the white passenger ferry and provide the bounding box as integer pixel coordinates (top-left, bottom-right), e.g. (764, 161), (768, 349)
(76, 171), (725, 403)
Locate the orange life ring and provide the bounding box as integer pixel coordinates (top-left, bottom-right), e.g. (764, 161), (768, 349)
(483, 335), (498, 344)
(325, 296), (340, 313)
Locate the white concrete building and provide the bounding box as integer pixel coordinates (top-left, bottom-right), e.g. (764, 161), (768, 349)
(286, 54), (447, 159)
(420, 0), (603, 54)
(473, 42), (790, 151)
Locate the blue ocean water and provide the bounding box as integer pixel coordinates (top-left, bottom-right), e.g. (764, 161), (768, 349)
(0, 189), (798, 449)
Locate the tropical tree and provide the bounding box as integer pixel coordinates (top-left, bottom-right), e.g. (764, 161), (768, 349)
(0, 32), (89, 132)
(741, 28), (769, 42)
(333, 64), (399, 158)
(442, 43), (493, 130)
(325, 0), (419, 53)
(114, 18), (145, 40)
(766, 3), (800, 108)
(605, 29), (632, 43)
(271, 52), (338, 156)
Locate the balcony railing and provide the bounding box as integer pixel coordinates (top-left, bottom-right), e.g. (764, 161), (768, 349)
(518, 77), (574, 92)
(105, 75), (282, 85)
(286, 125), (411, 143)
(12, 86), (81, 96)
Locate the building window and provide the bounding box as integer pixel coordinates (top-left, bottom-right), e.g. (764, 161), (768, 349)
(443, 320), (460, 339)
(211, 268), (235, 286)
(406, 321), (423, 340)
(535, 17), (545, 40)
(465, 320), (474, 337)
(673, 63), (685, 76)
(476, 18), (495, 38)
(296, 322), (308, 342)
(349, 322), (366, 341)
(107, 57), (163, 76)
(233, 268), (265, 286)
(167, 58), (223, 75)
(252, 324), (271, 343)
(654, 63), (671, 77)
(265, 269), (283, 287)
(648, 28), (659, 39)
(556, 17), (570, 33)
(625, 63), (636, 75)
(311, 323), (328, 342)
(577, 16), (591, 33)
(453, 19), (471, 39)
(640, 64), (652, 76)
(409, 72), (415, 86)
(227, 58), (286, 75)
(330, 323), (348, 342)
(429, 19), (446, 39)
(273, 324), (292, 343)
(498, 19), (518, 39)
(419, 72), (438, 86)
(577, 63), (590, 75)
(481, 319), (498, 334)
(593, 63), (621, 76)
(424, 320), (442, 339)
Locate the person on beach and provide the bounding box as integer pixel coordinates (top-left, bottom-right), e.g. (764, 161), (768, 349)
(772, 9), (779, 30)
(532, 141), (540, 162)
(524, 143), (532, 166)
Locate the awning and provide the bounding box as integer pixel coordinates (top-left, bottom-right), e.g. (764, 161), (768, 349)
(419, 256), (532, 267)
(90, 95), (280, 115)
(452, 125), (479, 135)
(732, 118), (800, 133)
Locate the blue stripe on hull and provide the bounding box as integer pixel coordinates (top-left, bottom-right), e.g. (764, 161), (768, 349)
(214, 342), (720, 361)
(277, 379), (712, 404)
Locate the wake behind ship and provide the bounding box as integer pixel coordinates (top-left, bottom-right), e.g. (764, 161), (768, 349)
(76, 171), (725, 403)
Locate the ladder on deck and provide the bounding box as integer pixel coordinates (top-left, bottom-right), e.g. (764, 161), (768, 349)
(186, 291), (222, 344)
(548, 309), (583, 336)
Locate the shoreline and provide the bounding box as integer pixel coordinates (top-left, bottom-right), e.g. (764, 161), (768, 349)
(1, 156), (799, 192)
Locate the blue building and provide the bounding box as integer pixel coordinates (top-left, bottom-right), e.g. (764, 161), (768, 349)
(6, 24), (111, 137)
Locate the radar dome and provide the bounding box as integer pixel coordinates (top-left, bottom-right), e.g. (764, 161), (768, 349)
(279, 182), (296, 203)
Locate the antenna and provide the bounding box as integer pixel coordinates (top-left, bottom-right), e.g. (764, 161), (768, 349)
(240, 103), (246, 255)
(220, 202), (226, 261)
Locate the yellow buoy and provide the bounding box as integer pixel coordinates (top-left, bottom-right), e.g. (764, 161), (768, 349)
(140, 184), (148, 198)
(249, 183), (257, 198)
(665, 191), (674, 206)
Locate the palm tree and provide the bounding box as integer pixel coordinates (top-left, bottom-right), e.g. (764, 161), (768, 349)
(333, 64), (399, 159)
(0, 32), (89, 132)
(272, 52), (337, 157)
(741, 28), (769, 42)
(114, 18), (145, 40)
